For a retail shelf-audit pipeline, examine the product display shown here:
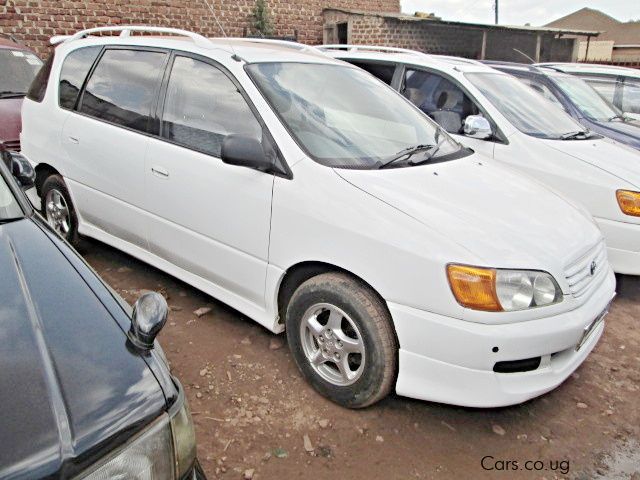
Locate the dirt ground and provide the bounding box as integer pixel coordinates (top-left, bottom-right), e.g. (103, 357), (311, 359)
(80, 238), (640, 480)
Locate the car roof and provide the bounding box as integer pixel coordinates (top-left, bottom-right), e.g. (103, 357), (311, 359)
(484, 61), (574, 79)
(536, 63), (640, 78)
(55, 33), (338, 65)
(321, 46), (498, 74)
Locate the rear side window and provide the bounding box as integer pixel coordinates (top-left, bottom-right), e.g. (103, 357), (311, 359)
(26, 52), (54, 103)
(79, 49), (166, 133)
(161, 56), (261, 157)
(348, 61), (395, 85)
(59, 46), (101, 110)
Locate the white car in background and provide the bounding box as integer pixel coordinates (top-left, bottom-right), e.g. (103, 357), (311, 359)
(323, 46), (640, 275)
(537, 63), (640, 121)
(21, 27), (614, 408)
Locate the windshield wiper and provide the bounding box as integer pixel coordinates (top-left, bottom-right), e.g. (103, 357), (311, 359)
(608, 114), (628, 122)
(0, 217), (23, 224)
(0, 90), (27, 98)
(560, 130), (592, 140)
(378, 144), (437, 169)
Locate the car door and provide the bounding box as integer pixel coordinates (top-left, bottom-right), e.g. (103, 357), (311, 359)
(144, 53), (274, 308)
(398, 67), (496, 157)
(62, 47), (168, 248)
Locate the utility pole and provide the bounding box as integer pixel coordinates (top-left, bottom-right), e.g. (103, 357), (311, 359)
(494, 0), (499, 24)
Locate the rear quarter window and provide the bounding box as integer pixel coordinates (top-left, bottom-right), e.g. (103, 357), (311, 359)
(78, 49), (167, 133)
(59, 46), (102, 110)
(26, 52), (54, 103)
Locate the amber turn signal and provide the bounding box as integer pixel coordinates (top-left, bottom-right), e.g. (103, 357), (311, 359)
(446, 264), (502, 312)
(616, 190), (640, 217)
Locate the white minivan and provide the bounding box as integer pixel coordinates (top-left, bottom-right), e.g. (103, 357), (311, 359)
(22, 27), (615, 408)
(323, 46), (640, 276)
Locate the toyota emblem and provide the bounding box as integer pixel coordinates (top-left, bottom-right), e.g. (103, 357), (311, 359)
(590, 260), (597, 276)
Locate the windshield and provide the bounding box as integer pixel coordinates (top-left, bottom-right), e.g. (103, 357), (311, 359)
(550, 74), (621, 121)
(466, 72), (586, 139)
(0, 172), (22, 220)
(0, 49), (42, 96)
(247, 62), (463, 168)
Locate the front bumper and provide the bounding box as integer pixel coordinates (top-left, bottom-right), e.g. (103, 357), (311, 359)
(390, 267), (616, 408)
(596, 217), (640, 275)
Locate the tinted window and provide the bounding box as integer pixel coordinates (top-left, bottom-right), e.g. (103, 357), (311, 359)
(349, 61), (395, 85)
(162, 56), (261, 157)
(59, 46), (101, 110)
(26, 52), (54, 103)
(0, 49), (42, 96)
(403, 69), (480, 134)
(80, 49), (166, 133)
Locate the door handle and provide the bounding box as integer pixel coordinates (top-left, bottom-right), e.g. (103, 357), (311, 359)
(151, 166), (169, 178)
(68, 136), (79, 144)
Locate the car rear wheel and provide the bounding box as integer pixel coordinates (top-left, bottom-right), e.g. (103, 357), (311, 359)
(41, 174), (79, 246)
(285, 272), (397, 408)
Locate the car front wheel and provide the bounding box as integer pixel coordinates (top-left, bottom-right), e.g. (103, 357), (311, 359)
(285, 272), (397, 408)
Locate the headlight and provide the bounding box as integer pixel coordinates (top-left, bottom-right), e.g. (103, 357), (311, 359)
(80, 414), (174, 479)
(170, 388), (197, 479)
(616, 190), (640, 217)
(447, 264), (562, 312)
(80, 382), (197, 480)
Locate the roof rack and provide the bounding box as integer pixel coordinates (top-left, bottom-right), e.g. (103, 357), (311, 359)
(318, 45), (485, 66)
(211, 37), (321, 54)
(50, 26), (214, 49)
(319, 44), (430, 57)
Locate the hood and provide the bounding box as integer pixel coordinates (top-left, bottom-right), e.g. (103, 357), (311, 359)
(0, 218), (166, 479)
(540, 137), (640, 189)
(335, 155), (602, 275)
(586, 118), (640, 151)
(0, 97), (23, 145)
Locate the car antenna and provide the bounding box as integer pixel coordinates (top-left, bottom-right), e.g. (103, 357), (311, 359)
(512, 48), (535, 64)
(201, 0), (245, 62)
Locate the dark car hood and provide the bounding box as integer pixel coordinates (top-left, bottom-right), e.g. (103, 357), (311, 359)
(0, 97), (22, 145)
(586, 117), (640, 150)
(0, 218), (166, 479)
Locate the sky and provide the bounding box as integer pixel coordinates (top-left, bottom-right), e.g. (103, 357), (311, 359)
(400, 0), (638, 26)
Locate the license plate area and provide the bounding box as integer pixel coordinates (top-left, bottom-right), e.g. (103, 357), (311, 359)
(575, 304), (610, 351)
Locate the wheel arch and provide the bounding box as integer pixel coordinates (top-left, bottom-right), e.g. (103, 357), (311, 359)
(276, 261), (394, 334)
(34, 163), (61, 197)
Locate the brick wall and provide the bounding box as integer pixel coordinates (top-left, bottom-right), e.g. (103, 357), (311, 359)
(0, 0), (400, 57)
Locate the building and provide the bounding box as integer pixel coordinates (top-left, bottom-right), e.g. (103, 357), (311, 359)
(545, 8), (640, 63)
(323, 9), (599, 63)
(0, 0), (400, 57)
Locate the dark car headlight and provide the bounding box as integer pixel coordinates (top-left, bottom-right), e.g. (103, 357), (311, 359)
(80, 383), (197, 479)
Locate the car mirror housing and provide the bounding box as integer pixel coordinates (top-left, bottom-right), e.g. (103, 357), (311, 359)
(128, 292), (169, 351)
(2, 150), (36, 189)
(221, 134), (276, 173)
(464, 115), (492, 140)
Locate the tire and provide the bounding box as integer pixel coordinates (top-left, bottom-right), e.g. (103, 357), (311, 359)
(285, 272), (397, 408)
(41, 174), (80, 246)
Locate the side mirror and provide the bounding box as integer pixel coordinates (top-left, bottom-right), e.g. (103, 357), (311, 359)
(463, 115), (492, 140)
(221, 134), (274, 173)
(1, 150), (35, 189)
(128, 292), (168, 351)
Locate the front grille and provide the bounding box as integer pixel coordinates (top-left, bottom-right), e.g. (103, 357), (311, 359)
(2, 139), (20, 152)
(564, 241), (608, 298)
